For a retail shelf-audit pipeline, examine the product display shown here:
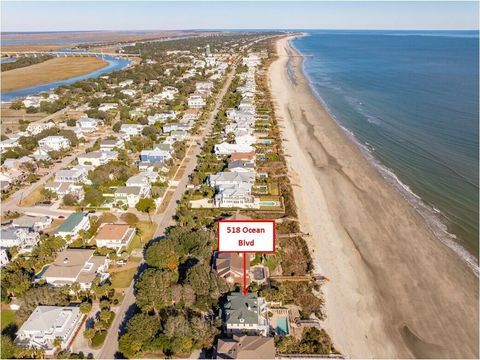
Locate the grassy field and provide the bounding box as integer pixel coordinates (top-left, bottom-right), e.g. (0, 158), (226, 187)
(1, 309), (16, 331)
(1, 105), (47, 133)
(127, 221), (156, 252)
(110, 268), (137, 288)
(19, 185), (45, 207)
(2, 57), (108, 92)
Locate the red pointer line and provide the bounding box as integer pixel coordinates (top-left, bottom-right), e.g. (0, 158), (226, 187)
(243, 252), (247, 295)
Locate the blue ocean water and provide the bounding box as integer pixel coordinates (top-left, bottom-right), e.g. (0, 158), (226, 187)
(291, 30), (479, 262)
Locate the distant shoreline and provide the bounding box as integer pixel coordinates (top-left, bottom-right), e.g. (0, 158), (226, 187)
(269, 34), (479, 358)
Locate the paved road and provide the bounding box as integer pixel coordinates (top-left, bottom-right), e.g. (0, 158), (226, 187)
(98, 64), (238, 360)
(2, 137), (98, 214)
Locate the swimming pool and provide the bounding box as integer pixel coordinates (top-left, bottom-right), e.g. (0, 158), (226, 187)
(260, 201), (279, 206)
(276, 316), (289, 335)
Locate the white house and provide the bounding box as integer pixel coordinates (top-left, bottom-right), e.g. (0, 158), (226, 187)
(100, 138), (124, 151)
(42, 248), (109, 290)
(76, 117), (99, 133)
(114, 186), (149, 208)
(147, 111), (177, 125)
(15, 306), (84, 355)
(77, 150), (117, 167)
(121, 89), (137, 97)
(54, 167), (89, 183)
(26, 121), (55, 136)
(94, 224), (136, 253)
(98, 103), (118, 112)
(0, 228), (40, 253)
(0, 249), (9, 267)
(224, 292), (269, 336)
(188, 94), (206, 109)
(120, 124), (145, 137)
(55, 212), (90, 239)
(215, 183), (260, 209)
(38, 136), (70, 151)
(158, 86), (179, 100)
(209, 171), (256, 188)
(214, 142), (254, 156)
(119, 79), (134, 87)
(0, 138), (19, 153)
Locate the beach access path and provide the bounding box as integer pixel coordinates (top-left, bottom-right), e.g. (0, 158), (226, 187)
(269, 34), (478, 358)
(97, 59), (239, 359)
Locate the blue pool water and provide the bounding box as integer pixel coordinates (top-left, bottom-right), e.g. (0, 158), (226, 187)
(276, 316), (289, 335)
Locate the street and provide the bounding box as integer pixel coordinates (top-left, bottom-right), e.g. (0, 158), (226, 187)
(97, 64), (238, 359)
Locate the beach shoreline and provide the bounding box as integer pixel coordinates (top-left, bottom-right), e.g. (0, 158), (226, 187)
(269, 34), (479, 358)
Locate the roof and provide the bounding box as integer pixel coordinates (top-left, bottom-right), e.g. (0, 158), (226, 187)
(230, 152), (256, 161)
(17, 306), (81, 336)
(210, 172), (255, 184)
(216, 253), (248, 279)
(12, 215), (50, 228)
(95, 224), (132, 241)
(228, 160), (255, 170)
(42, 248), (96, 280)
(55, 212), (87, 234)
(115, 186), (142, 196)
(225, 292), (261, 325)
(216, 335), (275, 359)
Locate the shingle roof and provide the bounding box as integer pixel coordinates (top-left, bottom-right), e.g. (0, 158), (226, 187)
(55, 212), (86, 234)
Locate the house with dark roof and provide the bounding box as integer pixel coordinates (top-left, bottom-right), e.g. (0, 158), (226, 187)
(55, 212), (90, 240)
(215, 335), (275, 359)
(223, 292), (269, 336)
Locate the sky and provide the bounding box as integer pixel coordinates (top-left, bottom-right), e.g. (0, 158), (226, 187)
(1, 1), (478, 32)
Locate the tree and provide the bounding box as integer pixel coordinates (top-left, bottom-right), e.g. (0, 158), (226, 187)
(83, 328), (95, 344)
(120, 212), (139, 226)
(99, 310), (112, 323)
(63, 193), (77, 206)
(53, 337), (62, 349)
(135, 268), (176, 313)
(41, 187), (56, 201)
(118, 333), (142, 358)
(135, 197), (155, 223)
(126, 313), (160, 343)
(66, 118), (77, 127)
(79, 301), (92, 314)
(84, 188), (104, 206)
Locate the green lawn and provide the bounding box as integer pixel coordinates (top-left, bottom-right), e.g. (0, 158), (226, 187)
(1, 309), (15, 331)
(110, 268), (137, 288)
(127, 221), (156, 253)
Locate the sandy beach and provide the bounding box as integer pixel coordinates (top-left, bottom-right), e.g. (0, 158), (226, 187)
(269, 35), (479, 358)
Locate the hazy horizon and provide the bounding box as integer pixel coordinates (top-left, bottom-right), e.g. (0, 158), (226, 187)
(1, 1), (478, 32)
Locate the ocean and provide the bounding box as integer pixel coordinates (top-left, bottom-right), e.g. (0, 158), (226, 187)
(291, 30), (479, 267)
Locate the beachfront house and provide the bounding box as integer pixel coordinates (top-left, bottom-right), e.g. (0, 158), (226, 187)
(223, 292), (269, 336)
(54, 212), (90, 239)
(15, 306), (84, 355)
(214, 142), (254, 156)
(215, 335), (275, 359)
(42, 248), (109, 290)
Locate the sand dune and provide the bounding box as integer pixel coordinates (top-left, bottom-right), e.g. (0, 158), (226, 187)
(269, 35), (479, 358)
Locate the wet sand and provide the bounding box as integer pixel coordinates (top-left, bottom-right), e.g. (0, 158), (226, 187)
(269, 34), (479, 358)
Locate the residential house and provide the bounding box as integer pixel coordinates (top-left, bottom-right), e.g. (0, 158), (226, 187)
(209, 172), (256, 188)
(120, 124), (145, 137)
(98, 103), (118, 112)
(230, 152), (256, 163)
(15, 306), (84, 355)
(223, 292), (269, 336)
(214, 183), (260, 209)
(38, 136), (70, 151)
(147, 111), (177, 125)
(126, 174), (151, 191)
(44, 182), (84, 201)
(214, 143), (254, 156)
(159, 86), (179, 100)
(119, 79), (134, 87)
(114, 186), (149, 208)
(0, 228), (40, 253)
(0, 138), (19, 153)
(12, 215), (52, 231)
(215, 253), (251, 285)
(140, 143), (172, 163)
(77, 150), (117, 167)
(94, 224), (136, 253)
(42, 248), (109, 290)
(228, 160), (255, 173)
(76, 117), (99, 133)
(121, 89), (137, 97)
(188, 94), (206, 109)
(100, 138), (124, 151)
(196, 81), (214, 96)
(215, 335), (275, 359)
(54, 167), (89, 183)
(54, 212), (90, 239)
